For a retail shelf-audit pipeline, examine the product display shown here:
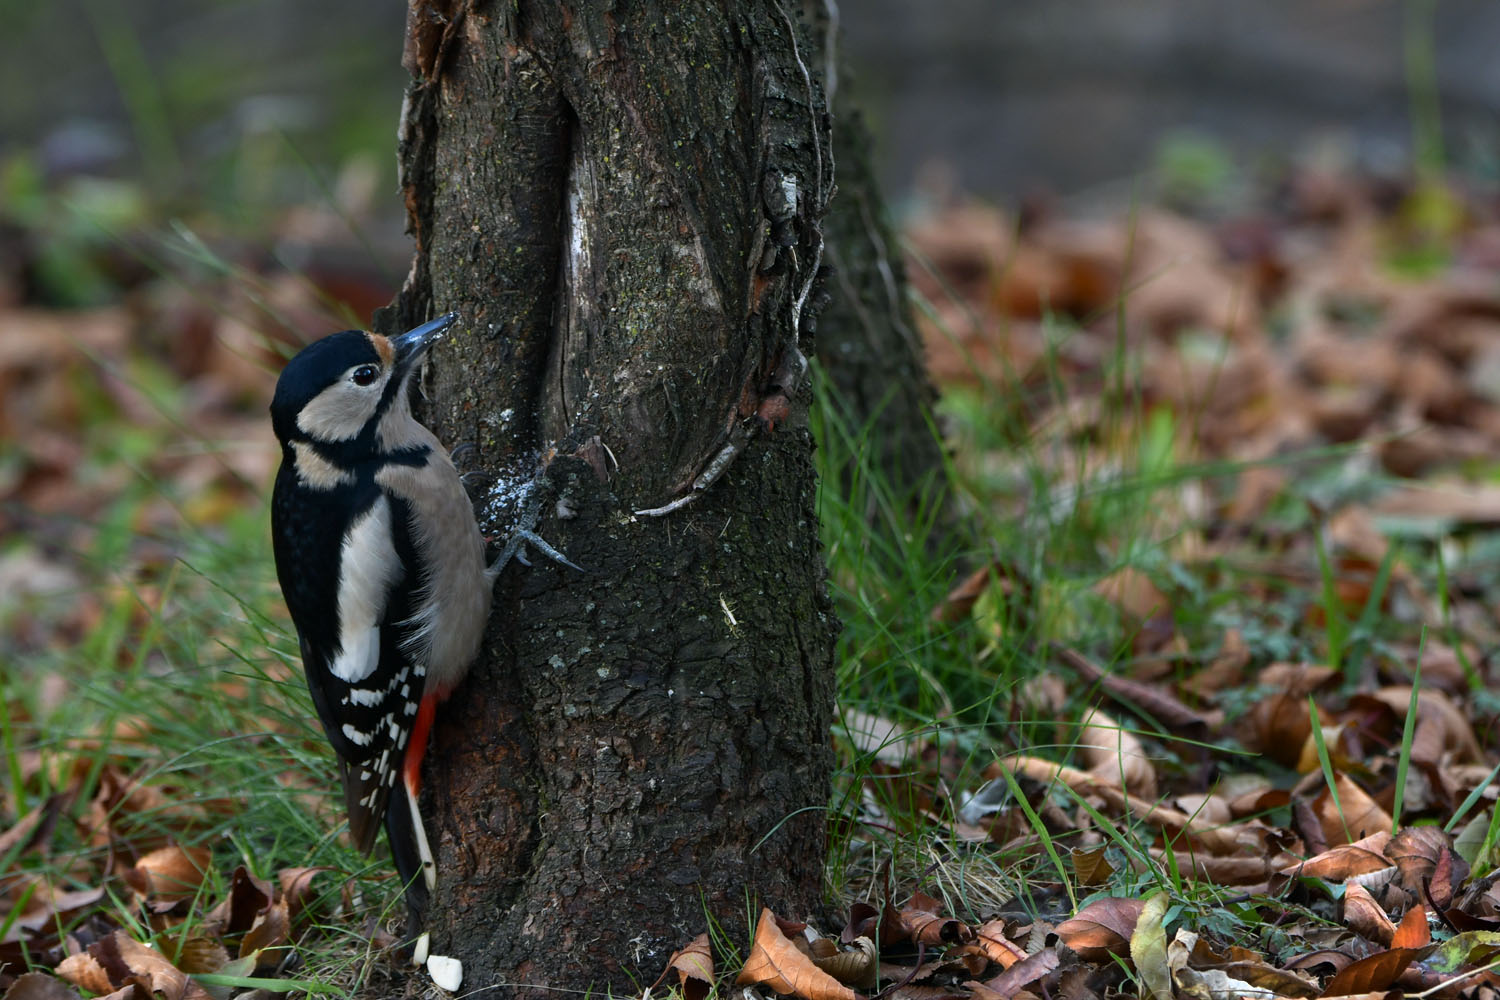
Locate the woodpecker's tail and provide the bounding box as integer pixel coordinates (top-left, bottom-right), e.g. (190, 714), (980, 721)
(385, 780), (436, 930)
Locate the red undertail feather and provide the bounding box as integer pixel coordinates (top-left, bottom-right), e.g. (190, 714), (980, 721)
(404, 694), (438, 798)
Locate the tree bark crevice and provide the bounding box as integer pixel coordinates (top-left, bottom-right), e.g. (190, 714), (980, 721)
(383, 3), (869, 994)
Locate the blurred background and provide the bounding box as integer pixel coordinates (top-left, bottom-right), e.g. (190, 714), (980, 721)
(7, 1), (1500, 224)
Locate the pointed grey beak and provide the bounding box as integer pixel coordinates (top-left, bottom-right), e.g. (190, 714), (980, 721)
(392, 312), (459, 373)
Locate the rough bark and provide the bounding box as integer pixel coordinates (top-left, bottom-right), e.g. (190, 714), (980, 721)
(378, 1), (837, 993)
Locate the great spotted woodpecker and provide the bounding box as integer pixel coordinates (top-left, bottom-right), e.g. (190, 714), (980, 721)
(269, 312), (491, 925)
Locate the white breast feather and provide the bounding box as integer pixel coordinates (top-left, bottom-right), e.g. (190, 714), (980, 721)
(329, 496), (403, 683)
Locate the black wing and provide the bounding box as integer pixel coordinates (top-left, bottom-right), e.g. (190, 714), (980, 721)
(272, 462), (425, 853)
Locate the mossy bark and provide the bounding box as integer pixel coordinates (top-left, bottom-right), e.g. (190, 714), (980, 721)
(379, 1), (837, 993)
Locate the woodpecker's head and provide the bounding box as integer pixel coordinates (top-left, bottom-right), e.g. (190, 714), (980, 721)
(271, 313), (458, 451)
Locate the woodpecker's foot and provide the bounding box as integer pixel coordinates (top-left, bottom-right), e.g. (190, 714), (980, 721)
(485, 473), (584, 580)
(491, 528), (583, 576)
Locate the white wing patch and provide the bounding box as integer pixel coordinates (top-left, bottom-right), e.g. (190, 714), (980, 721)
(329, 496), (403, 683)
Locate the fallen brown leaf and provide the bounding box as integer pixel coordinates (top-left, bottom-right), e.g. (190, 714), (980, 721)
(1240, 692), (1312, 768)
(1055, 645), (1210, 737)
(900, 892), (972, 947)
(737, 907), (855, 1000)
(1342, 881), (1395, 945)
(278, 866), (330, 933)
(973, 948), (1062, 999)
(662, 932), (714, 1000)
(812, 936), (877, 990)
(1056, 897), (1144, 960)
(843, 899), (907, 948)
(1284, 833), (1395, 882)
(56, 932), (212, 1000)
(1319, 947), (1417, 996)
(1313, 774), (1392, 847)
(53, 954), (113, 997)
(1386, 826), (1450, 896)
(1368, 687), (1482, 763)
(1077, 707), (1157, 799)
(1070, 847), (1115, 887)
(205, 865), (271, 936)
(974, 920), (1025, 969)
(238, 900), (291, 967)
(1390, 904), (1430, 950)
(125, 845), (212, 903)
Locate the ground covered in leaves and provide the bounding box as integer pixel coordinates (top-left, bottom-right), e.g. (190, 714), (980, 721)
(6, 154), (1500, 998)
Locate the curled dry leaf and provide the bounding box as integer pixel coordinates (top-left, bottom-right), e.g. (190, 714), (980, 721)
(1146, 846), (1280, 887)
(278, 866), (331, 933)
(1007, 751), (1274, 862)
(1209, 962), (1321, 998)
(1429, 845), (1467, 910)
(1078, 707), (1157, 799)
(1342, 882), (1395, 946)
(843, 899), (907, 948)
(238, 900), (291, 967)
(1173, 792), (1232, 826)
(663, 932), (714, 1000)
(206, 865), (272, 937)
(1257, 663), (1339, 695)
(1054, 645), (1209, 737)
(975, 920), (1025, 969)
(53, 953), (113, 997)
(1057, 897), (1145, 960)
(901, 892), (972, 947)
(125, 845), (212, 902)
(164, 934), (230, 976)
(736, 907), (854, 1000)
(812, 936), (877, 990)
(1295, 721), (1361, 776)
(1238, 692), (1312, 768)
(1369, 687), (1482, 762)
(1314, 775), (1391, 847)
(932, 561), (1021, 625)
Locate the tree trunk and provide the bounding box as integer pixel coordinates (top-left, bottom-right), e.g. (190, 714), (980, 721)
(378, 1), (837, 993)
(808, 6), (945, 505)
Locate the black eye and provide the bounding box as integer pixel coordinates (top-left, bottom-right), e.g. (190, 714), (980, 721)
(352, 365), (380, 386)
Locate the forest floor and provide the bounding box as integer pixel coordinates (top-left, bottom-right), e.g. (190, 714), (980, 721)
(5, 150), (1500, 999)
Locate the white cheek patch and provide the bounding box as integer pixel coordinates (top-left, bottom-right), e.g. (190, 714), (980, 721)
(296, 369), (390, 442)
(329, 496), (403, 683)
(291, 441), (355, 490)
